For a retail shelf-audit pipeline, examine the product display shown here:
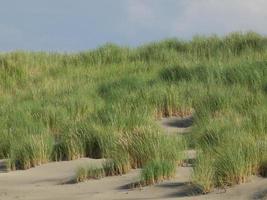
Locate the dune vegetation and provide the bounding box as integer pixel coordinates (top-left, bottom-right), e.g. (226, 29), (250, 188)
(0, 32), (267, 193)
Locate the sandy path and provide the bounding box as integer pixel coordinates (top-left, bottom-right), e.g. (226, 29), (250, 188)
(0, 117), (267, 200)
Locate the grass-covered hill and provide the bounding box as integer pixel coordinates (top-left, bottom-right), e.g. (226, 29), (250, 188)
(0, 32), (267, 192)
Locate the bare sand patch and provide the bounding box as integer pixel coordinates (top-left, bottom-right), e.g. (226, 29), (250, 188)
(1, 158), (267, 200)
(1, 117), (267, 200)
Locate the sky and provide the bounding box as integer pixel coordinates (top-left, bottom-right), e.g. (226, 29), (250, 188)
(1, 0), (267, 52)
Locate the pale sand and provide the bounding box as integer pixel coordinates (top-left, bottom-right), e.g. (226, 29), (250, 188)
(1, 158), (267, 200)
(0, 117), (266, 200)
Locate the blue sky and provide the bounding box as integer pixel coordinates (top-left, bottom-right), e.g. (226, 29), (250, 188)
(1, 0), (267, 51)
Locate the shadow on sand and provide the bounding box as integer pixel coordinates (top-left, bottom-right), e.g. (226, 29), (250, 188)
(252, 188), (267, 200)
(119, 181), (202, 198)
(156, 182), (202, 198)
(161, 115), (193, 128)
(0, 160), (9, 173)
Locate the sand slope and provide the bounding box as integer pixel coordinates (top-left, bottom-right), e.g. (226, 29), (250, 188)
(1, 158), (267, 200)
(1, 117), (267, 200)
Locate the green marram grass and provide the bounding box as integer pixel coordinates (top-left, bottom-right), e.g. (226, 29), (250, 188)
(75, 159), (129, 183)
(140, 159), (176, 186)
(0, 32), (267, 192)
(76, 165), (105, 182)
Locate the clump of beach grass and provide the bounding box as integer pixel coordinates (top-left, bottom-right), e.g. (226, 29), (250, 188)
(76, 165), (105, 183)
(192, 152), (215, 193)
(140, 159), (176, 186)
(10, 134), (53, 170)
